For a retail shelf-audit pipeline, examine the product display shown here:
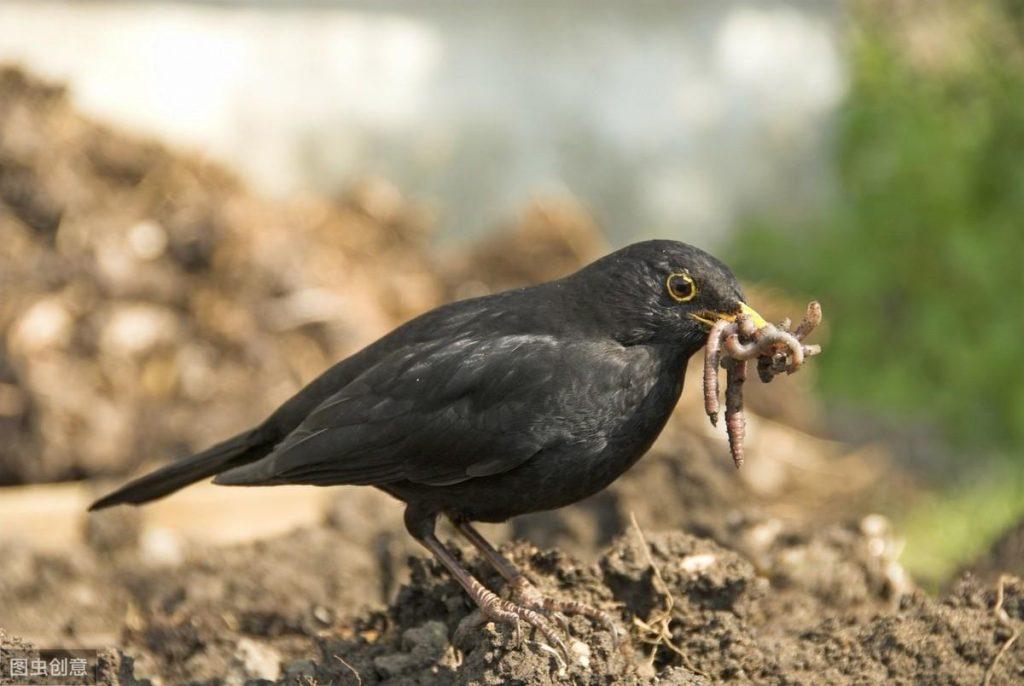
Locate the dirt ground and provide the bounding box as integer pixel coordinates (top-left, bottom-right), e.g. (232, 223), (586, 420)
(2, 66), (1024, 685)
(3, 510), (1022, 685)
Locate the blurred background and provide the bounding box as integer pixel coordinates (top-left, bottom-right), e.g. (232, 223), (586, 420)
(0, 0), (1022, 648)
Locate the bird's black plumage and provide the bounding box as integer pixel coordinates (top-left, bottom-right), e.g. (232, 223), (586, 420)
(91, 240), (745, 523)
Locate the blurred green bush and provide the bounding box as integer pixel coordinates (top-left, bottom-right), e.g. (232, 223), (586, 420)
(730, 0), (1024, 454)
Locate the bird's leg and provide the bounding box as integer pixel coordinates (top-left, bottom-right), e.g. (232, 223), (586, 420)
(454, 520), (621, 642)
(452, 520), (520, 581)
(406, 511), (568, 661)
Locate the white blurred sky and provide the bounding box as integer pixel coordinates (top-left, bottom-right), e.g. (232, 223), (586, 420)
(0, 1), (845, 246)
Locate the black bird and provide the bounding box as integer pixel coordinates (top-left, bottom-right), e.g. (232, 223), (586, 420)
(90, 239), (765, 651)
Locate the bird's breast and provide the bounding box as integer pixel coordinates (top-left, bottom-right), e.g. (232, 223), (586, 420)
(539, 344), (688, 502)
(602, 351), (686, 462)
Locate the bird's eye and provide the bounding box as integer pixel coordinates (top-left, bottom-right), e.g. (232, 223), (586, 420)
(666, 272), (697, 302)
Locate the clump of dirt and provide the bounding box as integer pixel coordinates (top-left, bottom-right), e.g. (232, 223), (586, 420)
(6, 524), (1019, 685)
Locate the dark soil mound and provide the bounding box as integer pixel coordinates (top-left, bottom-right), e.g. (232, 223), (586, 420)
(6, 526), (1020, 685)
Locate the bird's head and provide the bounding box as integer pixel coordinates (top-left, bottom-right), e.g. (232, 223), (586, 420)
(567, 239), (766, 353)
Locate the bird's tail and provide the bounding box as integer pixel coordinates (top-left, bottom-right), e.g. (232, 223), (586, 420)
(88, 428), (272, 511)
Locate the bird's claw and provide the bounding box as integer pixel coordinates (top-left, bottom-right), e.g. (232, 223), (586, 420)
(531, 640), (568, 674)
(476, 585), (570, 663)
(509, 575), (622, 646)
(550, 611), (571, 634)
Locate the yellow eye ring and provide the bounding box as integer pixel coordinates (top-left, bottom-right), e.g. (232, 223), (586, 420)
(666, 272), (697, 302)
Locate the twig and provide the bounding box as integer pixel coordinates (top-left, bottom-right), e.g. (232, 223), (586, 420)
(628, 512), (706, 677)
(983, 574), (1020, 686)
(333, 653), (363, 686)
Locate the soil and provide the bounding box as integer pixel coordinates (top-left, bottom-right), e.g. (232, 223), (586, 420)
(3, 520), (1022, 685)
(3, 65), (1023, 685)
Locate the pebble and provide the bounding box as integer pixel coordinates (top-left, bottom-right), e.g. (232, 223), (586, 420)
(235, 638), (281, 681)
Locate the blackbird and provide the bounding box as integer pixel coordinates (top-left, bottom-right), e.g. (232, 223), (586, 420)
(90, 239), (765, 653)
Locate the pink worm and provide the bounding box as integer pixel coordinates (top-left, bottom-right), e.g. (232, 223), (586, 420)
(702, 301), (824, 468)
(703, 318), (734, 426)
(794, 301), (822, 341)
(724, 358), (747, 469)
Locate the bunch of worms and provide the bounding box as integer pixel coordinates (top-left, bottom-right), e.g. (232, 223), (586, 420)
(703, 301), (822, 469)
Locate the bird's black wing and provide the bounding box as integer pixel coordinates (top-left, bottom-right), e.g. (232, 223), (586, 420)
(214, 333), (619, 488)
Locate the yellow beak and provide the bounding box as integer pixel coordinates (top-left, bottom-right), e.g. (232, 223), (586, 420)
(737, 302), (768, 328)
(690, 301), (768, 329)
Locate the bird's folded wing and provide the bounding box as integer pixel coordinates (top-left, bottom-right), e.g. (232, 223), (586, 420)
(214, 334), (587, 487)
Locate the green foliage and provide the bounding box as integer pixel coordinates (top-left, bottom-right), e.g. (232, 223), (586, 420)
(898, 457), (1024, 588)
(730, 2), (1024, 451)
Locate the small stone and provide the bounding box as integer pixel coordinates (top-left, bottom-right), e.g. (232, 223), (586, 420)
(127, 220), (168, 260)
(312, 604), (333, 625)
(570, 639), (591, 668)
(139, 527), (184, 566)
(744, 519), (784, 552)
(9, 298), (72, 352)
(679, 553), (718, 574)
(235, 638), (281, 680)
(100, 304), (179, 356)
(860, 513), (890, 538)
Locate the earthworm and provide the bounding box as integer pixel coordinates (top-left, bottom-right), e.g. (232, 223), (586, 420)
(703, 318), (733, 426)
(702, 301), (823, 468)
(723, 332), (758, 359)
(737, 315), (759, 338)
(757, 326), (805, 368)
(793, 301), (822, 341)
(755, 302), (822, 382)
(724, 358), (747, 469)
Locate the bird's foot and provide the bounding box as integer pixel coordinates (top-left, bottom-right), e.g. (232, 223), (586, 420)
(469, 579), (570, 666)
(509, 575), (622, 645)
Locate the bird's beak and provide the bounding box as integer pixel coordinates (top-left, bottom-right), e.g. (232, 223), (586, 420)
(690, 302), (768, 329)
